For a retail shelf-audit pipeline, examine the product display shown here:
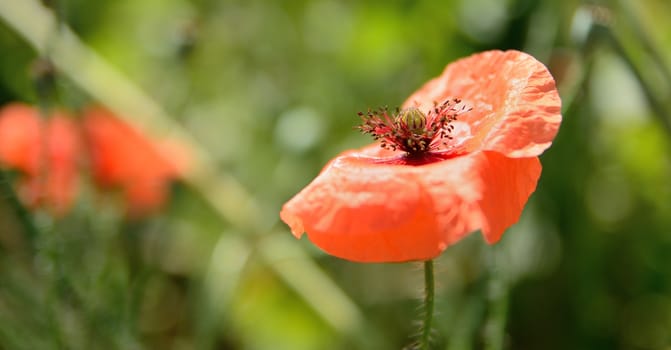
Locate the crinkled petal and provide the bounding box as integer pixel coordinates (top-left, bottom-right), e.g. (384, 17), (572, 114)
(282, 152), (444, 262)
(403, 50), (561, 158)
(280, 145), (541, 262)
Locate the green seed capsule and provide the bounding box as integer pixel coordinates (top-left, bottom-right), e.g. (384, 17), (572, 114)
(399, 107), (426, 134)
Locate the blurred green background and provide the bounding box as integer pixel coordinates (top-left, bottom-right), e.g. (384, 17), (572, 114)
(0, 0), (670, 349)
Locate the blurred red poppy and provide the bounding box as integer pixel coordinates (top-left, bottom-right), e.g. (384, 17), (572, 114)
(82, 106), (186, 217)
(0, 103), (80, 216)
(281, 50), (562, 262)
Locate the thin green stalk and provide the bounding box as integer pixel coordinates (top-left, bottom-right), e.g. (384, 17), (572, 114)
(419, 259), (435, 350)
(484, 288), (509, 350)
(484, 247), (509, 350)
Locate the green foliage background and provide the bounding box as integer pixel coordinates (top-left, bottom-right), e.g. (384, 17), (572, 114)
(0, 0), (670, 349)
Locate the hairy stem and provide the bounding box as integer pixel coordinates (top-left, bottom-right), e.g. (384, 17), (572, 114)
(419, 259), (435, 349)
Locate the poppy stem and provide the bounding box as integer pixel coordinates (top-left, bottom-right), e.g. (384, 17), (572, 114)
(419, 259), (434, 349)
(484, 279), (509, 350)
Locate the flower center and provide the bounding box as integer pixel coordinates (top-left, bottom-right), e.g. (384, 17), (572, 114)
(358, 99), (470, 156)
(399, 107), (426, 135)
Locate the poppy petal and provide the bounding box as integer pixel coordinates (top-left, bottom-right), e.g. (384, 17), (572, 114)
(0, 103), (41, 175)
(403, 50), (561, 158)
(83, 106), (184, 216)
(282, 144), (530, 262)
(281, 146), (542, 262)
(0, 104), (80, 216)
(281, 152), (445, 262)
(475, 152), (541, 243)
(124, 179), (170, 217)
(44, 114), (80, 215)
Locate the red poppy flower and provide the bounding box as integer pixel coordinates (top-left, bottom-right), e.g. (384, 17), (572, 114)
(0, 103), (80, 216)
(280, 50), (562, 262)
(82, 106), (186, 217)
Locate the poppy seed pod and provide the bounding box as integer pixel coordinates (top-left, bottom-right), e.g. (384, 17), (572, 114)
(399, 107), (427, 135)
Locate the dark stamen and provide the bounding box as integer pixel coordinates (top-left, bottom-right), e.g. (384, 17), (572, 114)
(357, 98), (471, 156)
